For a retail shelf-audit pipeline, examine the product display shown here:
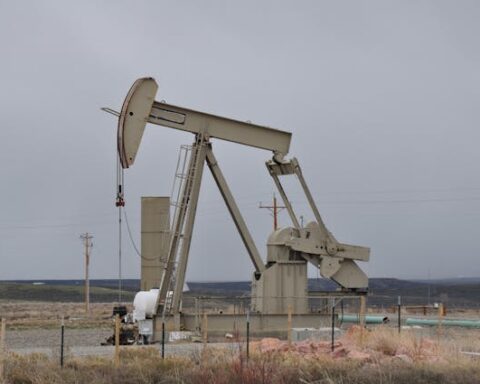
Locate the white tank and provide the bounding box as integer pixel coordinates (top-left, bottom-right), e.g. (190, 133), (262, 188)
(133, 289), (159, 321)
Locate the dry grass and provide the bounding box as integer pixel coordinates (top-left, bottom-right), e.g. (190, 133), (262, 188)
(3, 329), (480, 384)
(0, 301), (119, 329)
(3, 348), (480, 384)
(362, 326), (480, 358)
(342, 325), (480, 363)
(3, 302), (480, 383)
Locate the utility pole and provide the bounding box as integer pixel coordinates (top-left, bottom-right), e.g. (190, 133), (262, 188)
(80, 233), (93, 314)
(259, 193), (286, 231)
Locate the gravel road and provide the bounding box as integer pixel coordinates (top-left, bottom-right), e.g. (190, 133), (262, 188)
(10, 343), (237, 358)
(5, 328), (239, 357)
(6, 328), (113, 349)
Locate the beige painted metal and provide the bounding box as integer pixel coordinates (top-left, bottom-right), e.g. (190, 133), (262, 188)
(117, 77), (291, 169)
(141, 197), (170, 291)
(166, 140), (268, 315)
(266, 158), (370, 289)
(206, 147), (265, 273)
(153, 313), (332, 341)
(251, 228), (308, 314)
(112, 77), (370, 321)
(156, 138), (208, 316)
(267, 158), (334, 244)
(149, 100), (291, 161)
(267, 175), (301, 230)
(171, 139), (208, 313)
(252, 262), (309, 314)
(118, 78), (158, 168)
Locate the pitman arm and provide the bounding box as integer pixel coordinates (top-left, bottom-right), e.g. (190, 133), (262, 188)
(266, 158), (370, 290)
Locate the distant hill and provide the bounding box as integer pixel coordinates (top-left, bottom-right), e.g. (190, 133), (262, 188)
(1, 277), (480, 308)
(0, 281), (135, 302)
(2, 279), (140, 291)
(413, 277), (480, 286)
(187, 278), (426, 294)
(187, 277), (480, 308)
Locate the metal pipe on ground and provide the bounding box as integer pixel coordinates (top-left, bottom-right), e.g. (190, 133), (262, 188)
(339, 314), (389, 324)
(406, 318), (480, 328)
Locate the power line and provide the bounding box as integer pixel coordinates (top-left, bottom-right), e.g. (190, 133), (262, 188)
(298, 196), (480, 206)
(79, 232), (93, 314)
(259, 194), (286, 230)
(123, 208), (159, 261)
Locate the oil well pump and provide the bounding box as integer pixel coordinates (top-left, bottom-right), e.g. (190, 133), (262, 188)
(106, 77), (370, 336)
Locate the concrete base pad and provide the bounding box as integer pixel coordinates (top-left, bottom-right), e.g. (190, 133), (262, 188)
(151, 312), (333, 342)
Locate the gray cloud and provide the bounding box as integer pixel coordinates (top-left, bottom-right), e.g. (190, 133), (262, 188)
(0, 0), (479, 281)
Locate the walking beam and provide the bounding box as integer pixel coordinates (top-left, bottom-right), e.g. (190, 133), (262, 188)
(117, 78), (292, 168)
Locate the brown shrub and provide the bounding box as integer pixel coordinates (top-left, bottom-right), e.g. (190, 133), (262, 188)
(4, 334), (480, 384)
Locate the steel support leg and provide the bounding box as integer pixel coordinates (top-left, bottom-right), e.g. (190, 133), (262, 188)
(268, 171), (301, 230)
(155, 137), (206, 315)
(170, 139), (208, 313)
(206, 147), (265, 273)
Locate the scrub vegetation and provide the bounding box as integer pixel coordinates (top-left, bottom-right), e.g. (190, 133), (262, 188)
(3, 327), (480, 384)
(0, 282), (135, 303)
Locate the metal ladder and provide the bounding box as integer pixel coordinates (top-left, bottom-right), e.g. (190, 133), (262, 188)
(156, 136), (208, 316)
(159, 144), (192, 312)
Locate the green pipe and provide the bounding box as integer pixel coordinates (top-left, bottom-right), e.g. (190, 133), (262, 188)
(406, 318), (480, 328)
(339, 314), (389, 324)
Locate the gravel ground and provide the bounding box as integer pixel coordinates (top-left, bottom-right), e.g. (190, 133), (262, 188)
(6, 328), (113, 349)
(9, 340), (237, 358)
(4, 327), (240, 357)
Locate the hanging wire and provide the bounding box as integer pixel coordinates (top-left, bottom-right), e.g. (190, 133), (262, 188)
(123, 209), (141, 257)
(115, 145), (193, 283)
(123, 208), (161, 261)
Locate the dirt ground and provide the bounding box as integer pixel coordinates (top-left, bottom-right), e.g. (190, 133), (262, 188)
(0, 301), (120, 329)
(0, 301), (117, 350)
(2, 300), (480, 354)
(5, 328), (113, 349)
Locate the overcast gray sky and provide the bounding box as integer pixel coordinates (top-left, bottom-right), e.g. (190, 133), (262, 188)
(0, 1), (479, 282)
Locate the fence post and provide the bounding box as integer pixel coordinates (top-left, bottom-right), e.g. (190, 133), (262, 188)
(60, 317), (65, 367)
(331, 299), (335, 352)
(114, 314), (120, 367)
(0, 318), (5, 382)
(358, 295), (366, 347)
(437, 303), (444, 335)
(203, 313), (208, 344)
(397, 296), (402, 334)
(287, 305), (292, 346)
(161, 321), (165, 359)
(246, 311), (250, 361)
(359, 295), (366, 327)
(194, 298), (199, 332)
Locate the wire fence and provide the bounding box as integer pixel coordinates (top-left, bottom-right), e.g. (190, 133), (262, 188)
(1, 294), (480, 378)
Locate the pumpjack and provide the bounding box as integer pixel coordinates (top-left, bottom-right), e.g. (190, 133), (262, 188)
(107, 77), (369, 330)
